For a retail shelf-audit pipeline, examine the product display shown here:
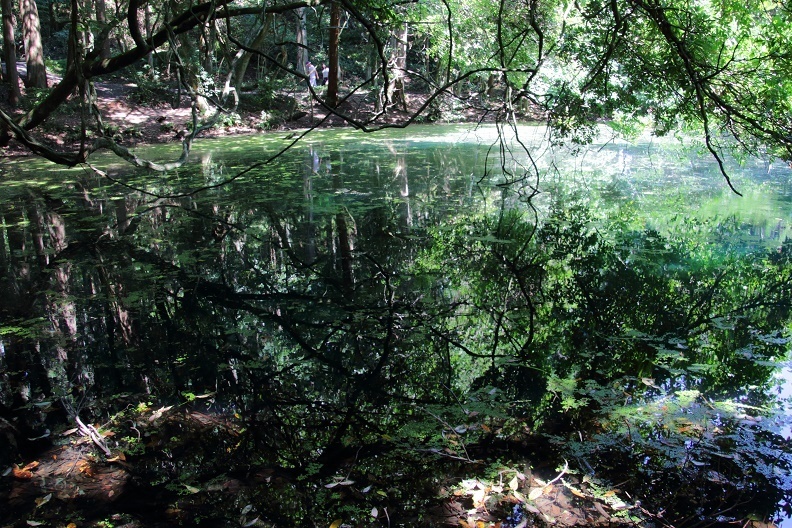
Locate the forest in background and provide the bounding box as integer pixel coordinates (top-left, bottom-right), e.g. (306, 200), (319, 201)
(0, 0), (791, 180)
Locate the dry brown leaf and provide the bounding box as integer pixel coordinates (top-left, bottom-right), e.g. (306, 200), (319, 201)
(593, 502), (609, 517)
(12, 467), (34, 479)
(570, 487), (587, 498)
(78, 460), (94, 477)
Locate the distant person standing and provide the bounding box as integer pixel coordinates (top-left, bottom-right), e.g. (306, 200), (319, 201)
(306, 61), (318, 87)
(321, 64), (330, 86)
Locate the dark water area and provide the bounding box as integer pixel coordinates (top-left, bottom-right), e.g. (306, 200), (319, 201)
(1, 125), (791, 527)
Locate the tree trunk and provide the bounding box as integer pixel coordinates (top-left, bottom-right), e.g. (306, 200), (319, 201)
(232, 15), (272, 89)
(326, 1), (341, 108)
(295, 7), (308, 74)
(95, 0), (111, 60)
(20, 0), (48, 88)
(386, 22), (409, 112)
(2, 0), (21, 105)
(144, 4), (153, 68)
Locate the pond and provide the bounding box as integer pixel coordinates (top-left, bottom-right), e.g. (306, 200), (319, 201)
(1, 124), (791, 527)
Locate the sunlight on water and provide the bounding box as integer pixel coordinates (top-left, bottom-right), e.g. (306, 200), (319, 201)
(1, 123), (791, 525)
(775, 363), (792, 526)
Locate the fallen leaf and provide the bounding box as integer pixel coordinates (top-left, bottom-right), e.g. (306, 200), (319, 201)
(508, 476), (519, 491)
(460, 479), (479, 490)
(34, 493), (51, 507)
(329, 520), (343, 528)
(471, 488), (486, 506)
(66, 524), (77, 528)
(528, 487), (543, 501)
(12, 467), (34, 479)
(371, 507), (378, 517)
(570, 487), (587, 498)
(78, 460), (94, 476)
(148, 405), (173, 422)
(26, 521), (44, 526)
(594, 502), (609, 517)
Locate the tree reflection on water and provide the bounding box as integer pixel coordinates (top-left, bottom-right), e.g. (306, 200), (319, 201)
(1, 129), (791, 526)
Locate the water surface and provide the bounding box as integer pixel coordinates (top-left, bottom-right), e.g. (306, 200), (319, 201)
(1, 124), (791, 526)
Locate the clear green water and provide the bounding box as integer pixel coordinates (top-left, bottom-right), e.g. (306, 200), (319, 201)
(1, 124), (791, 526)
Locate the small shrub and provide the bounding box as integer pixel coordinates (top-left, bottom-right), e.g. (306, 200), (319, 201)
(21, 87), (52, 111)
(214, 112), (242, 129)
(255, 110), (282, 130)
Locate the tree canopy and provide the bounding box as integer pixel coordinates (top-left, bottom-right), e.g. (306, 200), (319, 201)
(0, 0), (791, 181)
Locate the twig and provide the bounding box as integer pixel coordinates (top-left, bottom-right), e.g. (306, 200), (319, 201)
(74, 415), (112, 457)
